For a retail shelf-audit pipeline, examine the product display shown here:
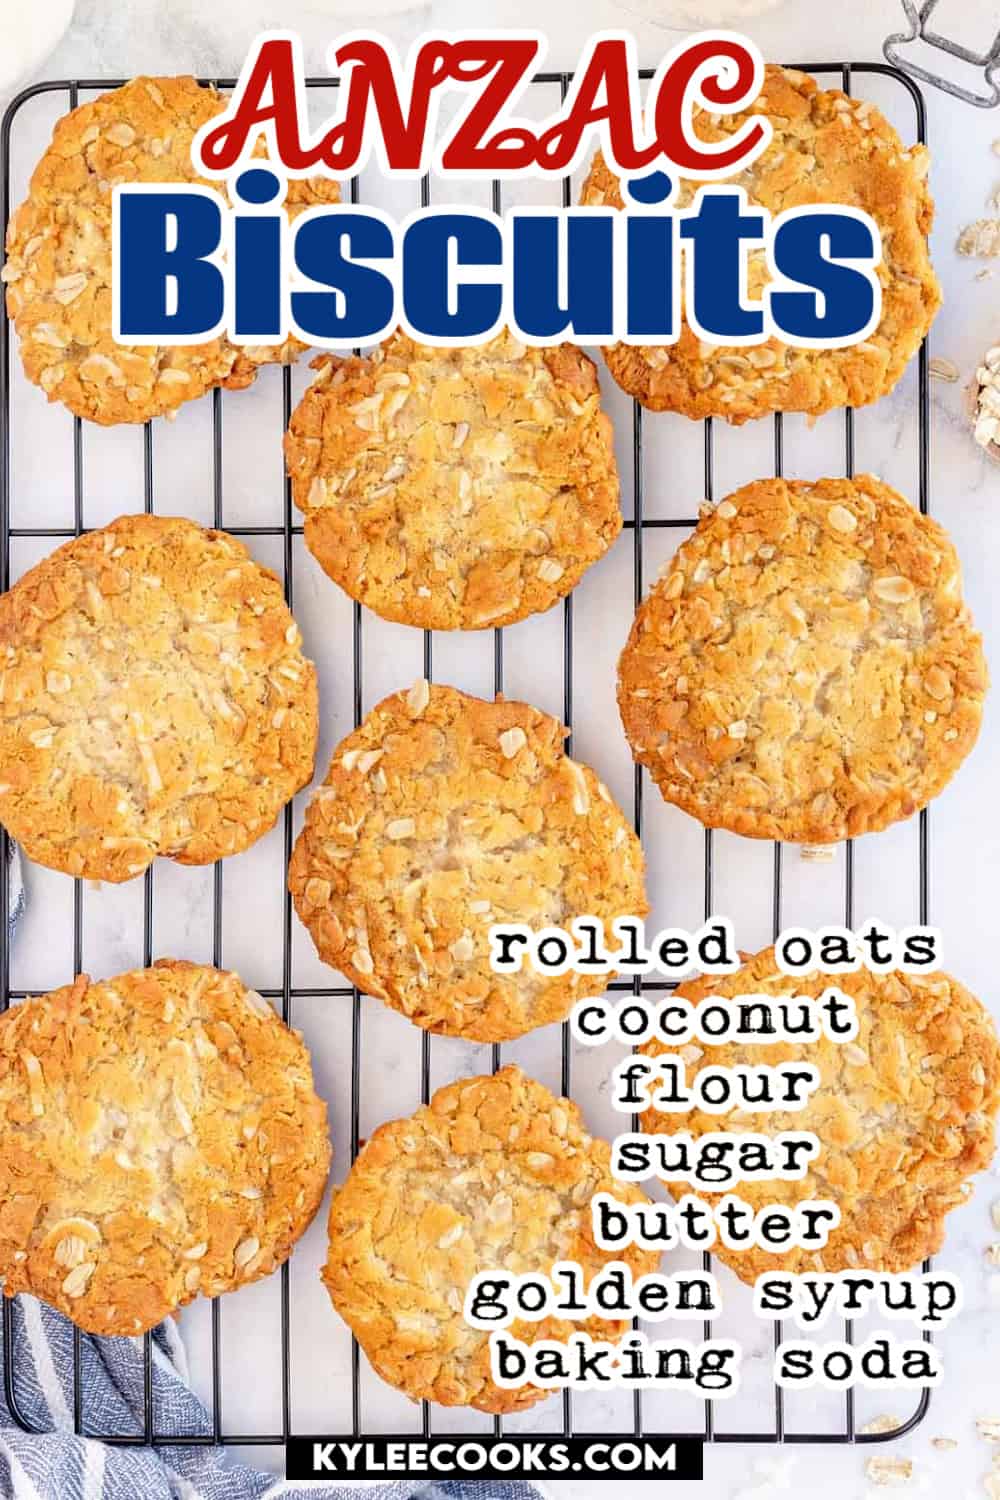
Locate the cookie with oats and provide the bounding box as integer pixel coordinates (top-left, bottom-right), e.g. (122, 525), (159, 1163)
(289, 681), (645, 1042)
(283, 333), (621, 630)
(0, 961), (331, 1335)
(3, 76), (340, 426)
(618, 475), (986, 844)
(0, 513), (318, 882)
(640, 948), (1000, 1281)
(580, 66), (941, 423)
(323, 1065), (659, 1413)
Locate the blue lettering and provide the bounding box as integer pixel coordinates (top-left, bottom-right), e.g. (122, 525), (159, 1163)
(769, 212), (879, 343)
(233, 168), (284, 339)
(291, 212), (395, 343)
(511, 211), (614, 339)
(116, 189), (223, 338)
(402, 213), (502, 341)
(680, 189), (765, 340)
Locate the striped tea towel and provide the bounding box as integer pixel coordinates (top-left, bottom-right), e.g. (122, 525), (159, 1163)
(0, 848), (545, 1499)
(0, 1295), (547, 1499)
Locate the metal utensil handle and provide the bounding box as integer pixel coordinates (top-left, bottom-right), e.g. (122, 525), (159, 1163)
(885, 0), (1000, 108)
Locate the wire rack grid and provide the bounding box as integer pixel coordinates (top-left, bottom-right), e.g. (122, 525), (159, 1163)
(0, 61), (933, 1454)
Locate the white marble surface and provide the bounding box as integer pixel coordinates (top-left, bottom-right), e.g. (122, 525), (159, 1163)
(5, 1), (1000, 1496)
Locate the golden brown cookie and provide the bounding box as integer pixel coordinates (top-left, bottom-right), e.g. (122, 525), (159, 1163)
(618, 475), (987, 843)
(283, 334), (622, 629)
(640, 949), (1000, 1280)
(580, 66), (941, 422)
(323, 1065), (659, 1413)
(0, 514), (318, 881)
(289, 681), (646, 1042)
(0, 961), (331, 1335)
(2, 76), (339, 425)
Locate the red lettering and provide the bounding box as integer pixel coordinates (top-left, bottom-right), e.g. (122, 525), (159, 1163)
(197, 39), (318, 173)
(332, 39), (452, 172)
(193, 29), (770, 185)
(439, 39), (542, 172)
(535, 41), (659, 173)
(652, 39), (768, 176)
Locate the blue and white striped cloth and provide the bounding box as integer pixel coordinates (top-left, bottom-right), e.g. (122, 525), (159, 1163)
(0, 848), (544, 1500)
(0, 1296), (544, 1499)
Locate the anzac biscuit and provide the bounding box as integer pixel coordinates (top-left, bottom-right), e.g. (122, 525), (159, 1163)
(323, 1065), (659, 1413)
(640, 949), (1000, 1280)
(3, 76), (339, 425)
(0, 961), (331, 1335)
(0, 514), (318, 881)
(618, 476), (986, 843)
(289, 681), (645, 1042)
(580, 66), (941, 422)
(283, 334), (622, 630)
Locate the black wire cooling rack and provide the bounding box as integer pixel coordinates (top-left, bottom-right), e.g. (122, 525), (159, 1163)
(0, 62), (934, 1453)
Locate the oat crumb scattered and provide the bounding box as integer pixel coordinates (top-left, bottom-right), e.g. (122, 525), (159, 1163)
(862, 1414), (903, 1435)
(958, 219), (1000, 257)
(800, 843), (837, 862)
(972, 347), (1000, 454)
(929, 357), (960, 383)
(865, 1455), (913, 1486)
